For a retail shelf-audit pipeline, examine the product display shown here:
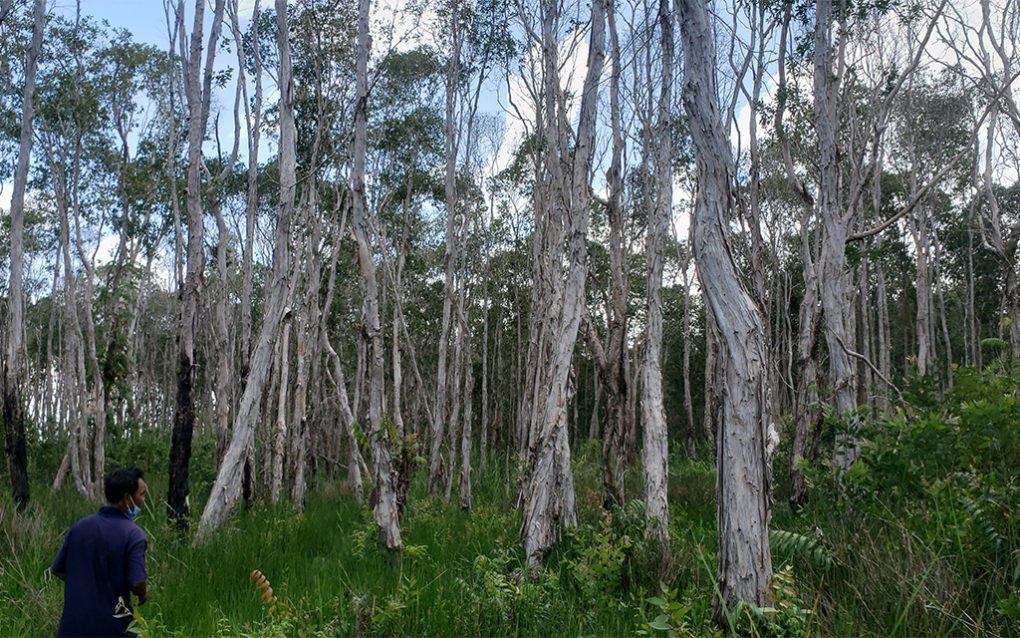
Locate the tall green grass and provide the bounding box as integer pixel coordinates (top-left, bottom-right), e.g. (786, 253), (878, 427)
(3, 368), (1019, 637)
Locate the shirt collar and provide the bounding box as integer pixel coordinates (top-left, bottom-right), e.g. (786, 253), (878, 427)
(99, 505), (129, 519)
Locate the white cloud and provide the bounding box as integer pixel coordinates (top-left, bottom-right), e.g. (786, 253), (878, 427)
(491, 27), (592, 179)
(0, 180), (11, 214)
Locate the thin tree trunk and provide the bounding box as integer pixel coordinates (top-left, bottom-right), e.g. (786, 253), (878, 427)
(270, 322), (291, 503)
(351, 0), (401, 551)
(233, 2), (264, 449)
(581, 0), (629, 510)
(966, 194), (980, 368)
(4, 0), (45, 510)
(49, 149), (93, 498)
(445, 282), (467, 501)
(213, 197), (232, 465)
(168, 0), (227, 528)
(430, 2), (463, 495)
(702, 317), (719, 459)
(933, 230), (954, 388)
(681, 259), (697, 461)
(460, 317), (475, 511)
(588, 373), (601, 440)
(641, 0), (672, 550)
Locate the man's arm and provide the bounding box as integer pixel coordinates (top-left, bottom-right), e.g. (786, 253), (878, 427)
(51, 529), (71, 581)
(126, 533), (148, 605)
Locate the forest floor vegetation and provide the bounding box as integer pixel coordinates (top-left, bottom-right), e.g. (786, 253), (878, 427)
(2, 368), (1019, 636)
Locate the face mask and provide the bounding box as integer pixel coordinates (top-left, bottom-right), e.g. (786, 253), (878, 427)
(127, 496), (142, 521)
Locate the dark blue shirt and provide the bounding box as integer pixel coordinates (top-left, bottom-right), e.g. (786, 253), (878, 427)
(51, 506), (147, 638)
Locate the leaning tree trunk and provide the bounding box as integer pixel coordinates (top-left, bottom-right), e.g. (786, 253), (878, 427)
(677, 0), (774, 620)
(641, 0), (672, 550)
(196, 0), (294, 541)
(168, 0), (227, 528)
(4, 0), (45, 510)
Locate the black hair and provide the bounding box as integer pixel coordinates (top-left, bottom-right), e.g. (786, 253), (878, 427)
(104, 468), (144, 504)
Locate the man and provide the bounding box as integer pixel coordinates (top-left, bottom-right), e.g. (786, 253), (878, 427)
(51, 468), (149, 637)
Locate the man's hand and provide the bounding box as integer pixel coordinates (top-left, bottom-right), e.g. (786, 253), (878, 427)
(130, 581), (148, 606)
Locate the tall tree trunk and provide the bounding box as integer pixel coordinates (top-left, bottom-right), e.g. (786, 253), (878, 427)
(588, 373), (601, 440)
(270, 322), (291, 503)
(196, 0), (294, 540)
(520, 0), (604, 568)
(480, 256), (490, 464)
(213, 197), (232, 465)
(966, 195), (980, 368)
(351, 0), (401, 551)
(445, 272), (470, 501)
(51, 156), (92, 497)
(321, 210), (364, 501)
(4, 0), (45, 510)
(233, 4), (264, 463)
(582, 0), (629, 510)
(70, 141), (106, 501)
(790, 221), (820, 507)
(430, 2), (463, 495)
(677, 0), (774, 619)
(814, 0), (858, 471)
(680, 256), (697, 461)
(932, 229), (954, 388)
(168, 0), (227, 528)
(460, 316), (475, 511)
(641, 0), (672, 549)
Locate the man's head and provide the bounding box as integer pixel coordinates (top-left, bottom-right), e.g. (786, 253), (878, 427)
(104, 468), (147, 513)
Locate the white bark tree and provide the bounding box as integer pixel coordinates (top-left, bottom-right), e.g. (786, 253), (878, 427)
(351, 0), (402, 551)
(676, 0), (775, 619)
(196, 0), (296, 541)
(168, 0), (227, 527)
(519, 0), (605, 569)
(641, 0), (672, 550)
(4, 0), (45, 510)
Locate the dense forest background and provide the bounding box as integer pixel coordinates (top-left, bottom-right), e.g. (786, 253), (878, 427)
(2, 0), (1020, 635)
